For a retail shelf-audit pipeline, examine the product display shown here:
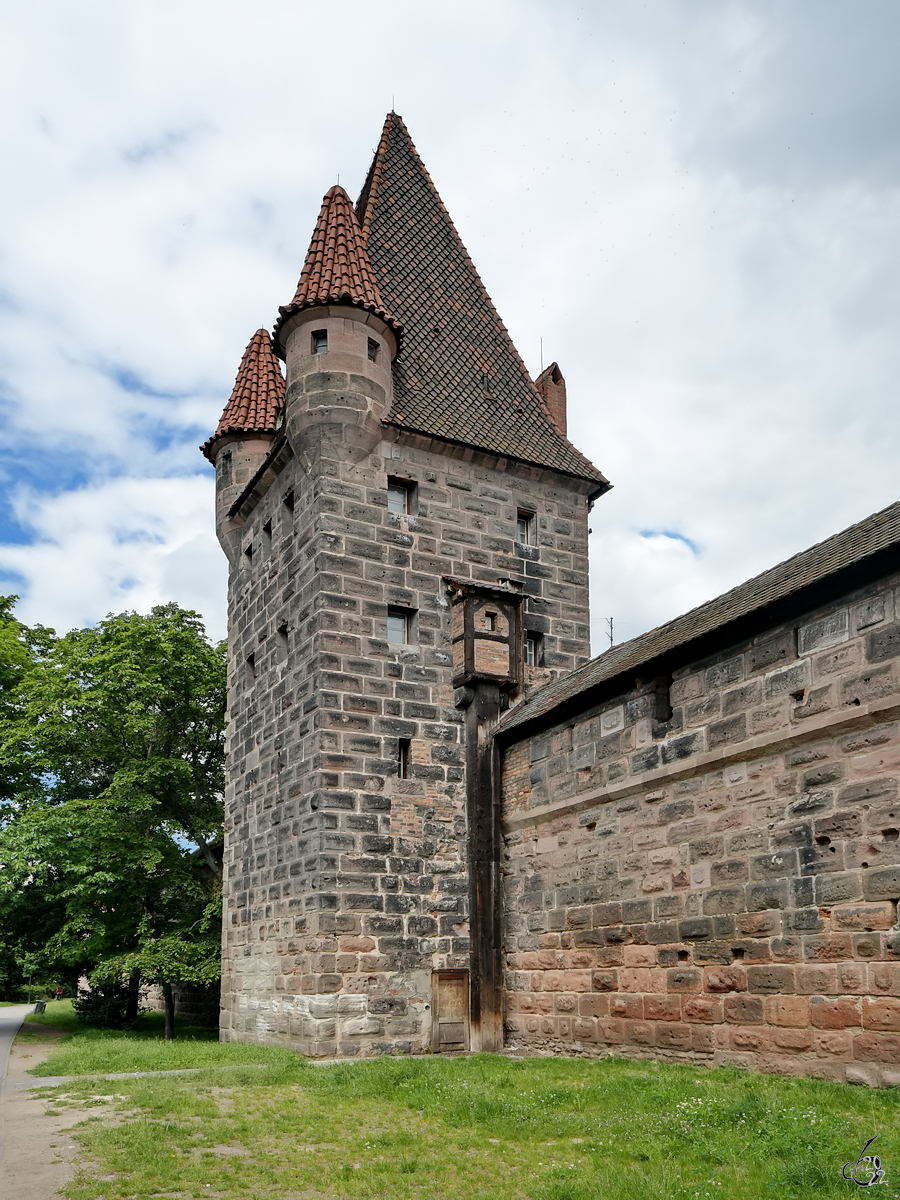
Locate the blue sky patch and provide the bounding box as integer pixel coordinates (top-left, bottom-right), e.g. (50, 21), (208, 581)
(639, 529), (701, 555)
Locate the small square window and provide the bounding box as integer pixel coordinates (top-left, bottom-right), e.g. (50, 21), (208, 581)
(517, 509), (535, 545)
(397, 737), (411, 779)
(387, 478), (415, 515)
(524, 632), (543, 667)
(311, 329), (328, 354)
(387, 606), (413, 645)
(367, 338), (379, 362)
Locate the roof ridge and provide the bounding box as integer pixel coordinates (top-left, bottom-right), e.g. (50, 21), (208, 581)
(201, 328), (285, 461)
(273, 184), (400, 356)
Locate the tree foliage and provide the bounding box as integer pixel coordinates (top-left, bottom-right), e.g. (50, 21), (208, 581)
(0, 601), (226, 1027)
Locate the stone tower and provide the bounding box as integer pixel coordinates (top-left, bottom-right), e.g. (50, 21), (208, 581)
(203, 113), (609, 1057)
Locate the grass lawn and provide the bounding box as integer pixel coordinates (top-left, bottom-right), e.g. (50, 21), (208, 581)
(26, 1040), (900, 1200)
(24, 1000), (297, 1075)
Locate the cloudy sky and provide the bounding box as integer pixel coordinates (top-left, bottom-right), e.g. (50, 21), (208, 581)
(1, 1), (898, 649)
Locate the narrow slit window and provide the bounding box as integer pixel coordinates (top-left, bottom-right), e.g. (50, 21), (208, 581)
(282, 489), (295, 516)
(387, 478), (415, 515)
(516, 509), (535, 545)
(243, 541), (253, 566)
(276, 622), (289, 663)
(262, 520), (272, 554)
(387, 606), (412, 645)
(245, 652), (256, 685)
(524, 632), (543, 667)
(367, 338), (380, 362)
(397, 737), (411, 779)
(311, 329), (328, 354)
(652, 676), (673, 724)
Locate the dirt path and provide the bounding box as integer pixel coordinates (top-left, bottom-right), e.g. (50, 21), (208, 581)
(1, 1010), (105, 1200)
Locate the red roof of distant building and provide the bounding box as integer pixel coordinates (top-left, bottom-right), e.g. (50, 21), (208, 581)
(201, 328), (285, 461)
(273, 185), (400, 355)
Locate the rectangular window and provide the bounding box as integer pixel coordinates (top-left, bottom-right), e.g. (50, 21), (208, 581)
(282, 489), (295, 516)
(397, 737), (411, 779)
(517, 509), (535, 545)
(485, 611), (496, 632)
(367, 338), (380, 362)
(243, 541), (253, 566)
(387, 478), (415, 515)
(262, 519), (272, 554)
(245, 651), (257, 685)
(387, 606), (413, 645)
(311, 329), (328, 354)
(524, 632), (543, 667)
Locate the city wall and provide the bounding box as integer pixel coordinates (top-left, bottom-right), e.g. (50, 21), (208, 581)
(500, 573), (900, 1084)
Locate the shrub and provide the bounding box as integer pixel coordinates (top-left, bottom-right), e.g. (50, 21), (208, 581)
(73, 981), (142, 1029)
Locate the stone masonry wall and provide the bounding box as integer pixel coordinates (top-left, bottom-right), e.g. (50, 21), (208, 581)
(219, 394), (594, 1056)
(500, 572), (900, 1084)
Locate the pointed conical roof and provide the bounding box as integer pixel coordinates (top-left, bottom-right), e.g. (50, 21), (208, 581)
(201, 328), (285, 461)
(273, 185), (399, 354)
(356, 113), (608, 490)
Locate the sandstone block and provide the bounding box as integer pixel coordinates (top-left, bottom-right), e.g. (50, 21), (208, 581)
(766, 996), (809, 1027)
(643, 995), (681, 1021)
(862, 997), (900, 1032)
(724, 995), (764, 1024)
(853, 1032), (900, 1064)
(809, 996), (861, 1029)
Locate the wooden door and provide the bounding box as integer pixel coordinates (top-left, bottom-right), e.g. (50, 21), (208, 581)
(432, 971), (469, 1052)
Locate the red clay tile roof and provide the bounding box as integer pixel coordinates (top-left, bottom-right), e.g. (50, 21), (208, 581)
(356, 113), (609, 492)
(273, 185), (399, 354)
(201, 328), (284, 461)
(498, 499), (900, 736)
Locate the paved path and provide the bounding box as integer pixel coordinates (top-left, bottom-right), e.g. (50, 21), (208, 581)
(0, 1004), (34, 1200)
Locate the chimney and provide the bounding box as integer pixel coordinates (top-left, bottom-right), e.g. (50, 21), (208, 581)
(535, 362), (567, 436)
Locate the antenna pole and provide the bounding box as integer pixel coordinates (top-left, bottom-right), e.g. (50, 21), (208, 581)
(605, 617), (614, 649)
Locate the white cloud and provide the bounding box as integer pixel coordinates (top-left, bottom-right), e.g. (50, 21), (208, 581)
(0, 477), (225, 638)
(0, 0), (897, 651)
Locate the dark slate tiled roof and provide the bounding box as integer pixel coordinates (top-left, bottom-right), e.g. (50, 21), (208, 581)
(356, 113), (609, 491)
(499, 500), (900, 735)
(201, 328), (285, 461)
(273, 185), (399, 354)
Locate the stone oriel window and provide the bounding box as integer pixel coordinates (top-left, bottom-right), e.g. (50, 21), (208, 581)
(311, 329), (328, 354)
(524, 631), (543, 667)
(387, 606), (415, 645)
(387, 478), (416, 515)
(517, 509), (535, 545)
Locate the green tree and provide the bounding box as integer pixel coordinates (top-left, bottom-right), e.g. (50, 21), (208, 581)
(0, 602), (226, 1034)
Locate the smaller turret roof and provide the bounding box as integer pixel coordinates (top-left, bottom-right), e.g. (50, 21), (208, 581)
(201, 328), (285, 461)
(273, 185), (400, 355)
